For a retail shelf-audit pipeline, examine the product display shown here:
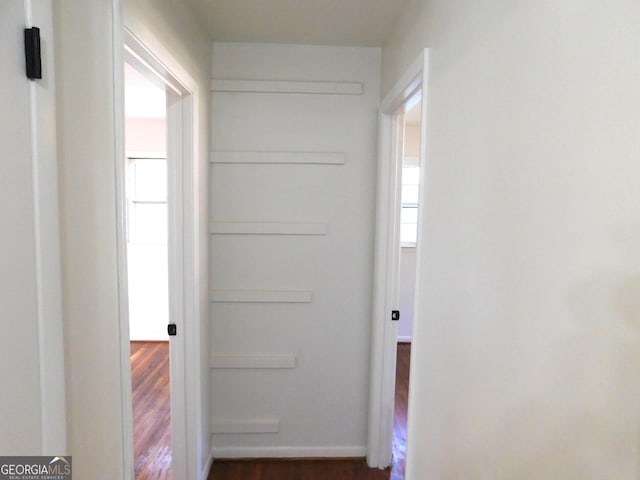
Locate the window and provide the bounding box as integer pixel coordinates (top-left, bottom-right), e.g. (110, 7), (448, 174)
(127, 157), (168, 244)
(400, 163), (419, 246)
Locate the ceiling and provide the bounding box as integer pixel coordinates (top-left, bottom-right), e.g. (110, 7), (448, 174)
(124, 63), (166, 119)
(404, 91), (422, 124)
(184, 0), (410, 47)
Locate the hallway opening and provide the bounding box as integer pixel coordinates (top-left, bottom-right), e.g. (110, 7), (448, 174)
(124, 60), (172, 480)
(391, 91), (422, 478)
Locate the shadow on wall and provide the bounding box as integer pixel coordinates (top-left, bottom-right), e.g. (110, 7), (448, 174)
(435, 227), (640, 479)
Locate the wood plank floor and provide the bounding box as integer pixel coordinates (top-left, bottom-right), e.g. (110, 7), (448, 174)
(208, 343), (412, 480)
(391, 342), (410, 480)
(131, 341), (172, 480)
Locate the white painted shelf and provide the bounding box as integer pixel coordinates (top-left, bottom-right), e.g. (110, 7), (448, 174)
(210, 289), (313, 303)
(211, 151), (345, 165)
(211, 78), (363, 95)
(210, 221), (327, 236)
(210, 354), (296, 370)
(212, 418), (280, 434)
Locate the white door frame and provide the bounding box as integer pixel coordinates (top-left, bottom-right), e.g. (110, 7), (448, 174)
(367, 50), (429, 469)
(112, 9), (203, 479)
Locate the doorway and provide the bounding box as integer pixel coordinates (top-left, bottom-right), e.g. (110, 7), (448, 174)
(368, 50), (428, 473)
(114, 28), (202, 480)
(124, 61), (172, 479)
(391, 92), (422, 479)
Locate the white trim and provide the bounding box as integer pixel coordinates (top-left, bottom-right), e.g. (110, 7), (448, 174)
(211, 79), (362, 95)
(212, 419), (280, 434)
(125, 38), (185, 95)
(404, 51), (431, 480)
(397, 336), (413, 343)
(112, 3), (134, 478)
(211, 289), (312, 303)
(166, 83), (189, 480)
(367, 109), (403, 470)
(201, 446), (216, 480)
(404, 90), (422, 115)
(211, 151), (345, 165)
(380, 54), (424, 114)
(126, 151), (167, 159)
(210, 222), (327, 236)
(179, 86), (205, 480)
(211, 446), (367, 459)
(210, 354), (296, 369)
(367, 50), (429, 470)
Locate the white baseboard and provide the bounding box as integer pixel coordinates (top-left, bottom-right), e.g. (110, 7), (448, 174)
(211, 445), (367, 459)
(397, 336), (412, 343)
(201, 444), (216, 480)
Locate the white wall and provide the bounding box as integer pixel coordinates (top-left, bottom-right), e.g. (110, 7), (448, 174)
(398, 247), (417, 342)
(1, 0), (65, 455)
(404, 123), (420, 158)
(55, 0), (211, 477)
(126, 118), (166, 153)
(209, 43), (380, 457)
(383, 1), (640, 478)
(127, 240), (169, 341)
(55, 1), (125, 476)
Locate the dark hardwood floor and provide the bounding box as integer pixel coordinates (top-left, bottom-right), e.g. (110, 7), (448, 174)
(131, 341), (172, 480)
(391, 342), (411, 480)
(209, 458), (390, 480)
(208, 343), (412, 480)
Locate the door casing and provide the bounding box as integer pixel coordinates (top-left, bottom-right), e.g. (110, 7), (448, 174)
(367, 50), (429, 469)
(112, 9), (204, 478)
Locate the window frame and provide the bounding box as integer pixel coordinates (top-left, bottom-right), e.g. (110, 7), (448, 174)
(126, 154), (168, 245)
(400, 159), (420, 247)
